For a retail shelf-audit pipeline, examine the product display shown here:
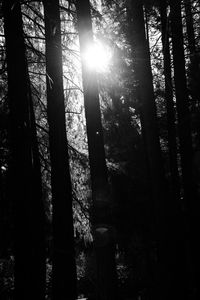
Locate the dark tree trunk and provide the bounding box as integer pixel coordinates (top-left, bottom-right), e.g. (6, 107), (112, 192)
(0, 159), (4, 255)
(184, 0), (196, 56)
(170, 0), (200, 297)
(43, 1), (77, 299)
(128, 1), (188, 299)
(130, 5), (164, 298)
(129, 0), (166, 210)
(3, 1), (46, 299)
(159, 1), (194, 298)
(160, 0), (181, 207)
(170, 0), (193, 205)
(76, 1), (118, 300)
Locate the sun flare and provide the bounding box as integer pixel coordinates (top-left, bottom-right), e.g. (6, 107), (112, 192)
(82, 41), (111, 73)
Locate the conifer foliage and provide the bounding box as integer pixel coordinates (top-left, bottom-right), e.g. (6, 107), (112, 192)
(0, 0), (200, 299)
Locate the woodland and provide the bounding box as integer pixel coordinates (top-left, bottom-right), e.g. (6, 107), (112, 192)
(0, 0), (200, 299)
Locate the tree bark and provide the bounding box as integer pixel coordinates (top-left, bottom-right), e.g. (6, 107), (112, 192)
(170, 0), (195, 222)
(3, 1), (46, 299)
(170, 0), (200, 297)
(43, 1), (77, 299)
(184, 0), (196, 56)
(76, 1), (118, 299)
(160, 0), (181, 206)
(159, 1), (194, 298)
(129, 0), (166, 209)
(128, 1), (186, 299)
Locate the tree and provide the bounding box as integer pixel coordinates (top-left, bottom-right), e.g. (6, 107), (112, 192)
(43, 0), (77, 299)
(170, 0), (200, 296)
(169, 0), (193, 204)
(154, 2), (194, 298)
(159, 0), (180, 206)
(127, 1), (190, 299)
(128, 0), (166, 210)
(3, 0), (46, 299)
(76, 0), (118, 299)
(184, 0), (196, 57)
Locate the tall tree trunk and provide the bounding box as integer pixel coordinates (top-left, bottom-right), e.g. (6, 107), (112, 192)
(129, 0), (166, 213)
(169, 1), (193, 203)
(160, 0), (181, 207)
(159, 1), (194, 298)
(3, 1), (46, 299)
(0, 159), (4, 255)
(76, 1), (118, 300)
(128, 1), (189, 299)
(184, 0), (196, 56)
(43, 1), (77, 299)
(170, 0), (200, 297)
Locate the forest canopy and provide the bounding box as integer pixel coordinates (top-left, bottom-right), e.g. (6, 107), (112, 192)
(0, 0), (200, 300)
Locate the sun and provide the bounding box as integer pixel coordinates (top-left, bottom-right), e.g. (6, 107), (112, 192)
(82, 40), (111, 73)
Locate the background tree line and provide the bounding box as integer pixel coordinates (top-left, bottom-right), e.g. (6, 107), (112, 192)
(0, 0), (200, 300)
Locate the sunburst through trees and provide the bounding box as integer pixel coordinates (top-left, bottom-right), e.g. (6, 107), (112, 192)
(1, 0), (200, 300)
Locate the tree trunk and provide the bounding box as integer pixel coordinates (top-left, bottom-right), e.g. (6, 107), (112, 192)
(43, 1), (77, 299)
(129, 0), (166, 209)
(160, 0), (181, 207)
(170, 0), (193, 205)
(0, 159), (5, 256)
(170, 0), (200, 297)
(76, 1), (118, 300)
(128, 1), (187, 299)
(159, 1), (194, 298)
(3, 1), (46, 299)
(184, 0), (196, 56)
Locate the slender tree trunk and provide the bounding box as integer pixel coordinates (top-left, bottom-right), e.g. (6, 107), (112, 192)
(170, 0), (194, 222)
(160, 0), (181, 206)
(0, 159), (4, 255)
(128, 1), (189, 299)
(184, 0), (196, 56)
(76, 1), (118, 300)
(169, 1), (193, 203)
(170, 0), (200, 297)
(159, 2), (194, 298)
(3, 1), (46, 299)
(129, 0), (166, 210)
(128, 1), (165, 298)
(43, 1), (77, 299)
